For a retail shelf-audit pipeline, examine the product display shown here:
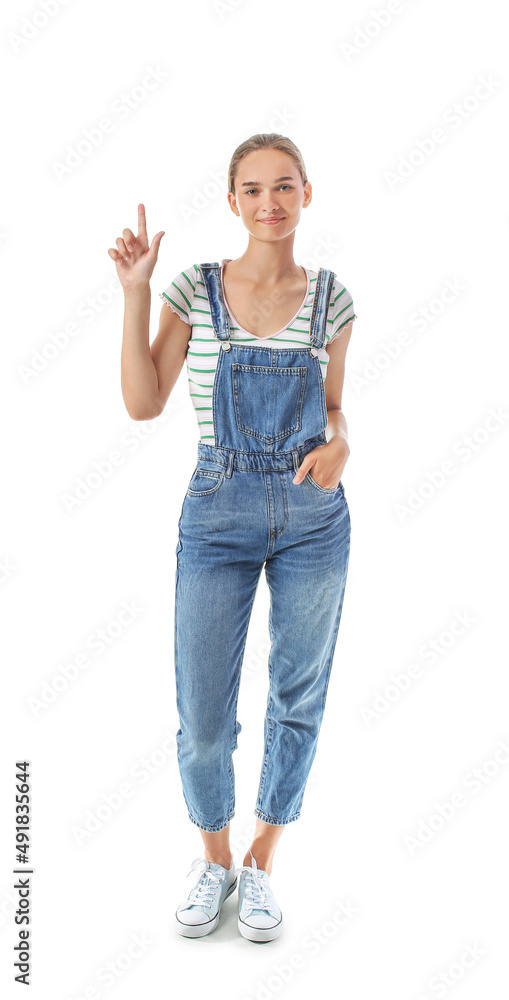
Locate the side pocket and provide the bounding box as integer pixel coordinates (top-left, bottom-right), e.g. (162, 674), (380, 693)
(306, 471), (339, 495)
(187, 465), (225, 496)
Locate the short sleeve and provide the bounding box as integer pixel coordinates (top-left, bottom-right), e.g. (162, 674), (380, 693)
(159, 265), (198, 326)
(326, 278), (357, 345)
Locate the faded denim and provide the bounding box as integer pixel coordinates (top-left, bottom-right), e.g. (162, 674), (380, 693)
(173, 263), (351, 832)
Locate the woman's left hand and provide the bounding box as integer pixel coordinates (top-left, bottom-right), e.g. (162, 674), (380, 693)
(292, 438), (349, 490)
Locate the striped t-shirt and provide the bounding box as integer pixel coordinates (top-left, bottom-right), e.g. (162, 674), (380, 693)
(159, 260), (356, 442)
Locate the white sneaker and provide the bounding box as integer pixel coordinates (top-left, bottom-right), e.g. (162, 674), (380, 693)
(237, 851), (283, 942)
(175, 857), (237, 937)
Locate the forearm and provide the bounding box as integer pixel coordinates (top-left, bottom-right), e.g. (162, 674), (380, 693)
(121, 284), (159, 419)
(325, 407), (348, 447)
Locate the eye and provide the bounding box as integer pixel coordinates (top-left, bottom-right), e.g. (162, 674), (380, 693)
(245, 184), (293, 195)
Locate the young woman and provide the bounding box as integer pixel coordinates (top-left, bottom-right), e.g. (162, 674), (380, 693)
(108, 134), (356, 943)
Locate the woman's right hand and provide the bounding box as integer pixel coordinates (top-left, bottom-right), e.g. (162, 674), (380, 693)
(107, 203), (165, 291)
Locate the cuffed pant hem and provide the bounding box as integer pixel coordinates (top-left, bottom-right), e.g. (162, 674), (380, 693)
(187, 810), (235, 833)
(254, 808), (300, 826)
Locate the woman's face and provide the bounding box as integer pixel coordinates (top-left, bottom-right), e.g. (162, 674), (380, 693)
(228, 149), (312, 241)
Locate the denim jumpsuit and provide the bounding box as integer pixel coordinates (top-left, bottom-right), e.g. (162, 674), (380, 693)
(173, 263), (351, 832)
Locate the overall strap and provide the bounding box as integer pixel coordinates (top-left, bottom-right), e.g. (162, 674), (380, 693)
(309, 268), (336, 350)
(199, 262), (336, 350)
(198, 263), (231, 342)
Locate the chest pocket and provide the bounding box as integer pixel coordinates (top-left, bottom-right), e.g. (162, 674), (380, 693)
(232, 364), (307, 444)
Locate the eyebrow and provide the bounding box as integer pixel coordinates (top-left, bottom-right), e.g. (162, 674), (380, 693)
(240, 176), (295, 186)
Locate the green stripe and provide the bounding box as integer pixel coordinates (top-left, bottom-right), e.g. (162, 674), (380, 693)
(170, 281), (192, 313)
(337, 300), (354, 318)
(187, 348), (221, 356)
(330, 314), (356, 339)
(161, 292), (187, 316)
(182, 269), (197, 291)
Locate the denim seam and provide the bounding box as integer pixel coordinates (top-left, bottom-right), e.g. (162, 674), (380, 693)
(187, 810), (235, 833)
(262, 472), (273, 560)
(173, 502), (186, 721)
(227, 752), (235, 814)
(256, 599), (276, 806)
(315, 355), (329, 429)
(268, 471), (289, 538)
(211, 343), (225, 447)
(233, 364), (308, 376)
(256, 619), (276, 808)
(256, 715), (274, 809)
(318, 565), (350, 723)
(254, 809), (301, 825)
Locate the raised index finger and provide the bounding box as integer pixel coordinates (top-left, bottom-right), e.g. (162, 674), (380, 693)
(137, 203), (147, 242)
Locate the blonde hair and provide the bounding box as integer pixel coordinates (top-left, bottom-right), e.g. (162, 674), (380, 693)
(228, 134), (308, 196)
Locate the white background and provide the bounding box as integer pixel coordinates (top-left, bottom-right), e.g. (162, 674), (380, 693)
(1, 0), (508, 997)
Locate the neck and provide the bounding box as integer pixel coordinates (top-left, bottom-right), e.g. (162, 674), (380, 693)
(232, 233), (300, 283)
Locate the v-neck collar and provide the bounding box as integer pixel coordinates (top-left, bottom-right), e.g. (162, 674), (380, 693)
(220, 258), (311, 341)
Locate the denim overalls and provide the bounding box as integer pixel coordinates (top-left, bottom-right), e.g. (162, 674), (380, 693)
(174, 263), (351, 832)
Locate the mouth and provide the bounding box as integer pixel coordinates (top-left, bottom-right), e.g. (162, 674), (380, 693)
(259, 218), (284, 225)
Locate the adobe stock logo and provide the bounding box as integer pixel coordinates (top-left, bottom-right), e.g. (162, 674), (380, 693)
(395, 406), (509, 522)
(8, 0), (71, 53)
(51, 66), (169, 180)
(384, 74), (501, 191)
(359, 609), (476, 726)
(404, 737), (509, 856)
(413, 942), (486, 999)
(27, 600), (144, 717)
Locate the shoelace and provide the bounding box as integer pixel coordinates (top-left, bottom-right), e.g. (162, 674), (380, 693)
(184, 858), (226, 907)
(236, 858), (273, 912)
